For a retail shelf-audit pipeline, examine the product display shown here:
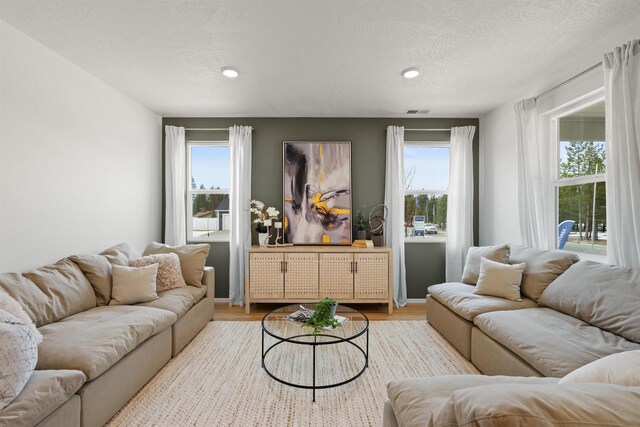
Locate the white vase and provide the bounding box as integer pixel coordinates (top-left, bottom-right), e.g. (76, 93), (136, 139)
(258, 233), (269, 247)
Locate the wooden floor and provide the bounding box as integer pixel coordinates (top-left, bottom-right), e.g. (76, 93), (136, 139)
(214, 302), (427, 321)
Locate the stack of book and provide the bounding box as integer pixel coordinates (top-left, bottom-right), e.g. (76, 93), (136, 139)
(352, 239), (374, 248)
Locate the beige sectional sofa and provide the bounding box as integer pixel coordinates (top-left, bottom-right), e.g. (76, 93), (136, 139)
(0, 243), (215, 427)
(384, 245), (640, 426)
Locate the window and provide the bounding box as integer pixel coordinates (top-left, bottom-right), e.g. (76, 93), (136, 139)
(552, 98), (606, 258)
(404, 143), (449, 242)
(187, 142), (230, 241)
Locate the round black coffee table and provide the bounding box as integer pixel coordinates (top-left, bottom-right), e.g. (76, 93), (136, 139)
(261, 304), (369, 402)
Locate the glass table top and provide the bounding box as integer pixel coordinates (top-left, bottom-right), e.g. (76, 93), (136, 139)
(262, 304), (369, 344)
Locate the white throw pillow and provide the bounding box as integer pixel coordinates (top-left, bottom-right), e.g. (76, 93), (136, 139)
(109, 264), (159, 305)
(559, 350), (640, 386)
(0, 292), (42, 410)
(473, 257), (526, 301)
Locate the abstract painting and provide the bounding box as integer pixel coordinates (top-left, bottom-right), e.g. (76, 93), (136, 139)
(283, 141), (352, 245)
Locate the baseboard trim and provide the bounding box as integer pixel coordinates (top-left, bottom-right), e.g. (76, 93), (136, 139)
(214, 298), (231, 303)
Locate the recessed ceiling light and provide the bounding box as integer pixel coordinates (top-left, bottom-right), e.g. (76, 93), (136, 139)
(221, 67), (239, 78)
(402, 68), (420, 79)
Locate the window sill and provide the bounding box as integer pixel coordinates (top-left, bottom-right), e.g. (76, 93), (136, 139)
(404, 237), (446, 244)
(187, 237), (230, 244)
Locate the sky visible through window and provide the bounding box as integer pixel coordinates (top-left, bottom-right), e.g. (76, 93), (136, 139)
(404, 146), (449, 190)
(191, 145), (230, 190)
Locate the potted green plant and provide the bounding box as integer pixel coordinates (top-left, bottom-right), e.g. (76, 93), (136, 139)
(355, 208), (368, 240)
(303, 298), (340, 335)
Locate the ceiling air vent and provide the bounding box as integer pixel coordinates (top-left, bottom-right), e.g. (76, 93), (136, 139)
(405, 109), (430, 115)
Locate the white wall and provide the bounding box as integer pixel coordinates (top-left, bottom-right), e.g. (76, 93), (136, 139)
(0, 20), (162, 272)
(479, 18), (640, 246)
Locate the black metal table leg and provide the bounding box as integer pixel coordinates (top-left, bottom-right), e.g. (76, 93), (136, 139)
(312, 335), (317, 402)
(261, 328), (264, 368)
(366, 328), (369, 368)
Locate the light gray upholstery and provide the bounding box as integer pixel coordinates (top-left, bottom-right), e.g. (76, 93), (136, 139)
(474, 308), (640, 377)
(428, 283), (537, 321)
(426, 296), (473, 360)
(470, 327), (542, 377)
(37, 305), (176, 380)
(539, 260), (640, 343)
(36, 395), (80, 427)
(387, 375), (557, 427)
(137, 286), (198, 317)
(509, 246), (579, 301)
(0, 370), (85, 427)
(78, 328), (172, 427)
(382, 401), (399, 427)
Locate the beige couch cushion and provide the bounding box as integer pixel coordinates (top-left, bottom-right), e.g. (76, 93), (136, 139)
(100, 242), (141, 266)
(143, 242), (210, 287)
(0, 274), (52, 326)
(22, 258), (97, 326)
(474, 258), (526, 301)
(130, 253), (187, 292)
(387, 375), (557, 427)
(188, 284), (207, 302)
(539, 260), (640, 343)
(428, 283), (537, 321)
(137, 287), (200, 317)
(559, 350), (640, 386)
(509, 246), (579, 301)
(69, 254), (113, 306)
(109, 264), (159, 306)
(429, 382), (640, 427)
(0, 369), (85, 427)
(474, 308), (640, 377)
(36, 305), (176, 380)
(461, 244), (510, 285)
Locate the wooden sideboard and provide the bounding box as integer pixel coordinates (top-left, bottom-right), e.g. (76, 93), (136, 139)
(246, 245), (393, 314)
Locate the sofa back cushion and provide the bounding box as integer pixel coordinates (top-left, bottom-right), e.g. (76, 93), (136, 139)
(539, 260), (640, 343)
(22, 258), (97, 326)
(0, 274), (53, 326)
(69, 254), (113, 306)
(509, 246), (579, 301)
(100, 242), (141, 266)
(143, 242), (210, 287)
(461, 244), (510, 285)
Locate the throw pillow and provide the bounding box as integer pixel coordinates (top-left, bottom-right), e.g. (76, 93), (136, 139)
(473, 257), (526, 301)
(143, 242), (210, 287)
(559, 350), (640, 386)
(129, 253), (186, 292)
(109, 264), (159, 305)
(461, 244), (510, 284)
(0, 292), (42, 410)
(69, 254), (113, 306)
(100, 243), (141, 266)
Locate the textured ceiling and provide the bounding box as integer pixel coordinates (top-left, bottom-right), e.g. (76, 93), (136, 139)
(1, 0), (639, 117)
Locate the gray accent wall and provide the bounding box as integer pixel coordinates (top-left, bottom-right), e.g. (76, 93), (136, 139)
(162, 118), (480, 299)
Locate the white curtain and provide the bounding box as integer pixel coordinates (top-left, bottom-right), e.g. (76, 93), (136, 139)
(229, 125), (252, 305)
(515, 98), (549, 249)
(384, 126), (407, 307)
(446, 126), (475, 282)
(165, 125), (186, 246)
(604, 39), (640, 268)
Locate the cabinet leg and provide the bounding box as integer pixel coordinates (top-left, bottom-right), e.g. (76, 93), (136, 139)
(245, 302), (251, 314)
(388, 302), (393, 315)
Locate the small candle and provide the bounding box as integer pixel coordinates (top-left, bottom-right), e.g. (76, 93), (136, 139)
(264, 219), (272, 226)
(274, 222), (283, 229)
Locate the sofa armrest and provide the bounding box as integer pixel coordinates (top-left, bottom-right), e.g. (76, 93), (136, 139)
(202, 266), (215, 299)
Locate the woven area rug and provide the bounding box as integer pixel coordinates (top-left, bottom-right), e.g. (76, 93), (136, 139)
(108, 321), (478, 426)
